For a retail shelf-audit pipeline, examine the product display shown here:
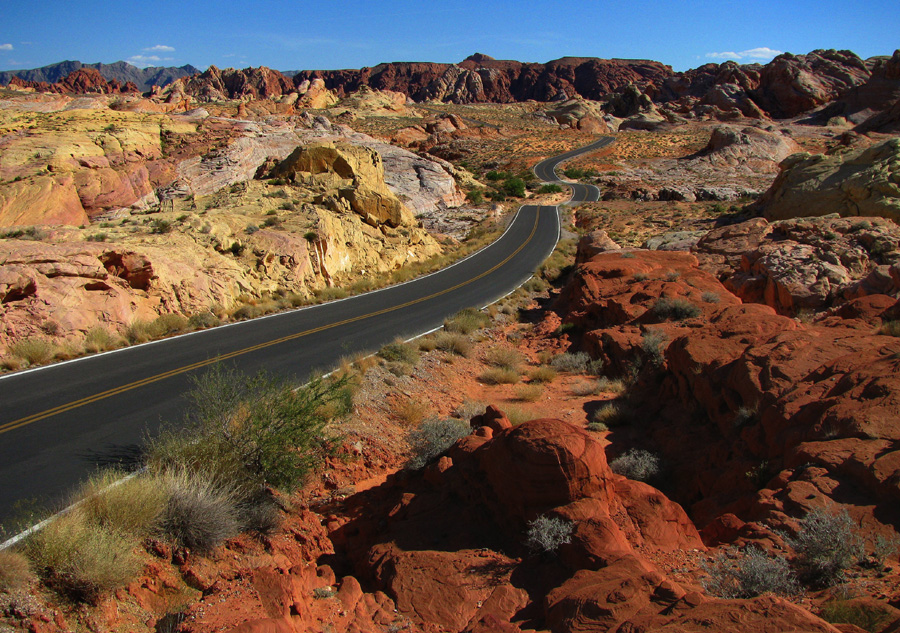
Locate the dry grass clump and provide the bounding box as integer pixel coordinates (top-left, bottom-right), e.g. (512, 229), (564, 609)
(157, 469), (240, 554)
(82, 326), (123, 354)
(570, 380), (600, 397)
(550, 351), (602, 375)
(879, 320), (900, 337)
(0, 550), (34, 593)
(188, 311), (222, 329)
(453, 400), (486, 420)
(153, 313), (190, 335)
(429, 332), (473, 357)
(314, 286), (350, 303)
(592, 401), (632, 427)
(527, 365), (557, 383)
(8, 337), (56, 366)
(586, 421), (608, 432)
(485, 347), (524, 371)
(394, 397), (432, 425)
(515, 384), (544, 402)
(480, 367), (520, 385)
(77, 470), (167, 537)
(24, 510), (142, 603)
(595, 377), (627, 395)
(505, 405), (534, 426)
(444, 307), (490, 334)
(378, 339), (420, 366)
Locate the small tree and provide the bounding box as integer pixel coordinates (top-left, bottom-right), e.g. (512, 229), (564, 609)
(502, 177), (526, 198)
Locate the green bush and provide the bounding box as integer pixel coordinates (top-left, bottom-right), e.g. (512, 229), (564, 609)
(702, 547), (798, 599)
(502, 177), (526, 198)
(641, 328), (668, 366)
(538, 184), (563, 194)
(465, 189), (483, 205)
(525, 515), (573, 554)
(406, 417), (470, 469)
(148, 367), (348, 491)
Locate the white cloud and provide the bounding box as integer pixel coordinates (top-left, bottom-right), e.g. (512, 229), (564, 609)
(0, 44), (13, 51)
(126, 54), (174, 68)
(143, 45), (175, 52)
(706, 47), (783, 62)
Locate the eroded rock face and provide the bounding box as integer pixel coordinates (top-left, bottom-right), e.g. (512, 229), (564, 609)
(694, 215), (900, 316)
(556, 241), (900, 545)
(760, 138), (900, 222)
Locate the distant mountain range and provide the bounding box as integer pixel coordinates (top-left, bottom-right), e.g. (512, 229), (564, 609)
(0, 60), (200, 92)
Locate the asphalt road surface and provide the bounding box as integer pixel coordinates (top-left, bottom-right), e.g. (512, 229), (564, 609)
(0, 137), (612, 524)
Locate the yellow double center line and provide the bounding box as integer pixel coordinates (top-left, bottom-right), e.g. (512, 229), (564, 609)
(0, 209), (543, 436)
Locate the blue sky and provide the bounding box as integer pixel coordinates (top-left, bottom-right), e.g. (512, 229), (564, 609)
(1, 0), (896, 73)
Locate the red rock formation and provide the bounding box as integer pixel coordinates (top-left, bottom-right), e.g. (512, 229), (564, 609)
(555, 237), (900, 546)
(293, 55), (672, 103)
(169, 66), (294, 102)
(8, 68), (139, 94)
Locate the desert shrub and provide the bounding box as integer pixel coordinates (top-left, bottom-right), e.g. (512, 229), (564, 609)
(188, 311), (221, 329)
(784, 507), (863, 587)
(480, 367), (520, 385)
(465, 189), (483, 204)
(820, 599), (896, 632)
(485, 347), (524, 371)
(641, 328), (668, 366)
(150, 219), (173, 234)
(82, 326), (121, 354)
(394, 398), (432, 425)
(592, 401), (632, 426)
(550, 351), (602, 374)
(879, 320), (900, 337)
(538, 183), (563, 194)
(123, 319), (156, 344)
(610, 448), (660, 482)
(406, 417), (470, 469)
(595, 377), (627, 395)
(701, 547), (798, 599)
(873, 533), (900, 567)
(632, 272), (649, 282)
(231, 303), (266, 320)
(664, 271), (681, 282)
(453, 400), (485, 420)
(528, 365), (557, 383)
(24, 511), (142, 602)
(523, 276), (549, 293)
(378, 339), (420, 366)
(148, 367), (347, 491)
(157, 469), (240, 553)
(570, 380), (600, 397)
(652, 297), (701, 321)
(525, 515), (574, 554)
(444, 307), (490, 334)
(515, 384), (543, 402)
(154, 313), (189, 336)
(431, 331), (472, 357)
(0, 550), (34, 593)
(78, 470), (167, 538)
(586, 422), (608, 432)
(504, 405), (534, 426)
(9, 338), (56, 366)
(315, 287), (349, 302)
(702, 291), (721, 304)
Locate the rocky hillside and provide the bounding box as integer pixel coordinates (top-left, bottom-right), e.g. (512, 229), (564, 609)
(7, 68), (139, 95)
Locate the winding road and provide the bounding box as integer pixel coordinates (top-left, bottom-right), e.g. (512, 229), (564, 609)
(0, 137), (611, 524)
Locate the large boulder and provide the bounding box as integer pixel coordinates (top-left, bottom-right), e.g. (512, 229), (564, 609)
(269, 142), (415, 227)
(760, 138), (900, 222)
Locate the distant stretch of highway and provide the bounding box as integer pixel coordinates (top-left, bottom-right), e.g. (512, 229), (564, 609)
(0, 137), (612, 524)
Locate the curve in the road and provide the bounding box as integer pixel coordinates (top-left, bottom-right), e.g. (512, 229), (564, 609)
(0, 137), (613, 522)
